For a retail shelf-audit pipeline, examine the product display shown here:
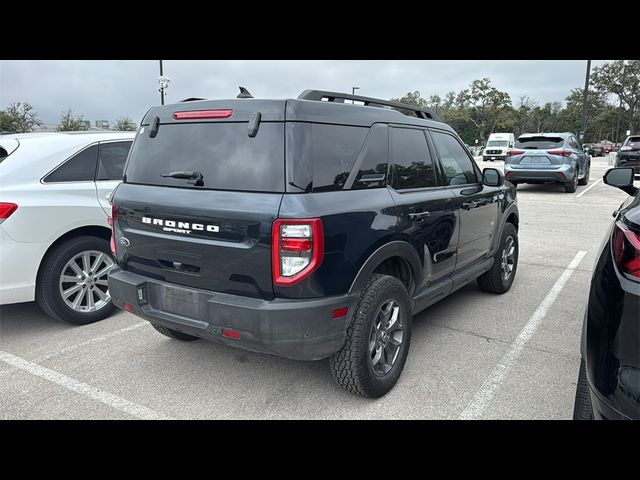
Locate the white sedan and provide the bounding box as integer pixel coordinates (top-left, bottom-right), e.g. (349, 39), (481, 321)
(0, 131), (135, 324)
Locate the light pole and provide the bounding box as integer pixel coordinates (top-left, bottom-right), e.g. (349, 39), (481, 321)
(352, 86), (359, 104)
(579, 59), (591, 143)
(615, 60), (628, 145)
(158, 60), (171, 106)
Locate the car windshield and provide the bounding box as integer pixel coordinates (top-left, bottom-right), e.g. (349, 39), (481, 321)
(515, 136), (564, 150)
(625, 136), (640, 147)
(487, 140), (508, 147)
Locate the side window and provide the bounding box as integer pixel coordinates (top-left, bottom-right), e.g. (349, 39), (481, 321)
(430, 131), (478, 186)
(571, 137), (580, 149)
(352, 125), (389, 190)
(97, 141), (132, 181)
(311, 124), (369, 192)
(43, 144), (99, 183)
(390, 128), (436, 190)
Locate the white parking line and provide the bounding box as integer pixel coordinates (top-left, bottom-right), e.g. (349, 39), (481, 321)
(459, 250), (587, 420)
(0, 350), (172, 420)
(34, 321), (148, 363)
(576, 179), (602, 198)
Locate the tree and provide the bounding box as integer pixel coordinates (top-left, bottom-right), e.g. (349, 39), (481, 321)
(0, 102), (41, 133)
(113, 116), (137, 131)
(591, 60), (640, 136)
(57, 108), (88, 131)
(456, 78), (512, 142)
(390, 91), (429, 116)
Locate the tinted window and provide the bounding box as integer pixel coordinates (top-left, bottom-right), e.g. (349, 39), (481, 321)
(625, 136), (640, 147)
(97, 141), (132, 181)
(44, 144), (98, 183)
(515, 136), (564, 149)
(431, 130), (477, 185)
(390, 128), (436, 190)
(311, 124), (368, 192)
(125, 123), (284, 192)
(352, 125), (388, 190)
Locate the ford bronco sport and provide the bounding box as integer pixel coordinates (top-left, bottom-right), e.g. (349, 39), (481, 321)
(108, 89), (520, 397)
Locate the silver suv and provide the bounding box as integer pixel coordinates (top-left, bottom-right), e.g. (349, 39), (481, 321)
(504, 132), (590, 193)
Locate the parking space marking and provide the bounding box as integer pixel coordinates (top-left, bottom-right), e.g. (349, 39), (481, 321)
(33, 321), (148, 363)
(0, 350), (172, 420)
(459, 250), (587, 420)
(576, 179), (602, 198)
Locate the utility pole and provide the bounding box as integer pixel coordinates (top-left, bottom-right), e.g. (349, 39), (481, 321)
(579, 59), (591, 143)
(352, 86), (359, 104)
(159, 60), (165, 105)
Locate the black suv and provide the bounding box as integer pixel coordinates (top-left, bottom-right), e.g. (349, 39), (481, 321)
(108, 90), (520, 397)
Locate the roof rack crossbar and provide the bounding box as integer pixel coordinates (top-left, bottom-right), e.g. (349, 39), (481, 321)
(297, 90), (441, 122)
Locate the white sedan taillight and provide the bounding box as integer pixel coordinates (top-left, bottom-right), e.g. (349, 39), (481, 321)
(272, 218), (324, 286)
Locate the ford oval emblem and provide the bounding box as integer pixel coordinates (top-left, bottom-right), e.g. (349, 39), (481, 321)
(119, 237), (130, 247)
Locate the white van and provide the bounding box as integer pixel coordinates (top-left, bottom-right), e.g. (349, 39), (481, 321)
(483, 133), (515, 161)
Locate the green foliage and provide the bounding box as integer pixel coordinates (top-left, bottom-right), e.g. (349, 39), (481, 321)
(0, 102), (41, 133)
(56, 108), (88, 132)
(113, 116), (137, 131)
(389, 62), (639, 145)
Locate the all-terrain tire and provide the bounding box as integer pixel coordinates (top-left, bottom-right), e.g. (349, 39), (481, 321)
(329, 274), (412, 398)
(477, 222), (518, 294)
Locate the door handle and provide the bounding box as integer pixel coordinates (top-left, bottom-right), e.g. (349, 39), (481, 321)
(408, 211), (430, 221)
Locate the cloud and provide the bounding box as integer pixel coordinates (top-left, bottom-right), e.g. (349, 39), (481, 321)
(0, 60), (610, 124)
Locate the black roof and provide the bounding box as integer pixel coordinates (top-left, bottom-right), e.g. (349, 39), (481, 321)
(141, 90), (452, 132)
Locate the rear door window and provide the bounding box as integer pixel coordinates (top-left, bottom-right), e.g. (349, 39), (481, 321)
(515, 136), (565, 150)
(389, 127), (437, 190)
(43, 144), (99, 183)
(97, 141), (132, 181)
(125, 122), (285, 192)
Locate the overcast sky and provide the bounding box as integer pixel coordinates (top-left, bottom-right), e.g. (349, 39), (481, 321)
(0, 60), (611, 124)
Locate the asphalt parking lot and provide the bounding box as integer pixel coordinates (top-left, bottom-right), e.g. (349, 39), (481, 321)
(0, 153), (631, 419)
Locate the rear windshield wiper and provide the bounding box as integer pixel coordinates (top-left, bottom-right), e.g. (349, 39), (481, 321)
(162, 170), (204, 187)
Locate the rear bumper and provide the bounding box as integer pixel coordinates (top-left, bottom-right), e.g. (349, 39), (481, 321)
(108, 267), (360, 361)
(615, 156), (640, 174)
(504, 164), (574, 183)
(0, 227), (46, 304)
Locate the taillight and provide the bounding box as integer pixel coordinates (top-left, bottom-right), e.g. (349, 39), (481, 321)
(173, 109), (233, 120)
(108, 203), (118, 256)
(507, 149), (525, 156)
(612, 220), (640, 281)
(272, 218), (324, 286)
(547, 150), (573, 157)
(0, 203), (18, 223)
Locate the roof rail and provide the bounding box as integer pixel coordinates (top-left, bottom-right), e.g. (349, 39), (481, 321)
(298, 90), (441, 122)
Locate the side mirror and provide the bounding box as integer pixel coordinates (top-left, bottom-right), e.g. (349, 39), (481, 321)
(483, 167), (504, 187)
(604, 167), (638, 195)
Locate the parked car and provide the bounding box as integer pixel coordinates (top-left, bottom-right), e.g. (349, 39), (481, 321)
(504, 132), (590, 193)
(0, 131), (135, 324)
(590, 144), (605, 157)
(573, 167), (639, 420)
(107, 89), (520, 398)
(483, 133), (515, 162)
(614, 135), (640, 176)
(601, 141), (614, 154)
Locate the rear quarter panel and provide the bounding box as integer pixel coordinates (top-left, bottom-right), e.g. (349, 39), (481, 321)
(276, 188), (398, 298)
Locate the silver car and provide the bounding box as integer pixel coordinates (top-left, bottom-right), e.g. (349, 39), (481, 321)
(504, 132), (591, 193)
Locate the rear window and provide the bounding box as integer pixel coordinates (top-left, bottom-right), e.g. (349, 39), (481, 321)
(515, 136), (564, 150)
(625, 136), (640, 146)
(125, 122), (285, 192)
